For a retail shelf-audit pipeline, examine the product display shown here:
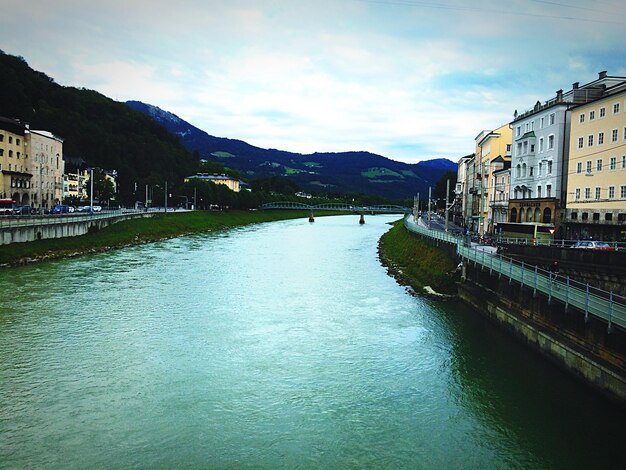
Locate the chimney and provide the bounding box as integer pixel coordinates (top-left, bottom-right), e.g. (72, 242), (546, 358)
(598, 71), (607, 79)
(572, 82), (579, 90)
(556, 89), (563, 102)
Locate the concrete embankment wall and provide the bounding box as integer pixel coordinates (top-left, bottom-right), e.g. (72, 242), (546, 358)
(0, 213), (154, 245)
(460, 261), (626, 404)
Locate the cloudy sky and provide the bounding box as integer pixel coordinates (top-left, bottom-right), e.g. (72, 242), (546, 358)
(1, 0), (624, 163)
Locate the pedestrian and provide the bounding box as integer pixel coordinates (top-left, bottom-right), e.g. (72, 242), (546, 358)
(549, 260), (559, 281)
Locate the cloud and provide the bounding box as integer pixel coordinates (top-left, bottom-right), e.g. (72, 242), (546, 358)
(0, 0), (624, 162)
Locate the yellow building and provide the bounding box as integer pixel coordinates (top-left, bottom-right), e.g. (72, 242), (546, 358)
(474, 123), (512, 234)
(184, 173), (240, 192)
(565, 80), (626, 241)
(0, 117), (32, 204)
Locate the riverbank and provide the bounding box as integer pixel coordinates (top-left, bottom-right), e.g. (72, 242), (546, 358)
(0, 210), (316, 267)
(378, 219), (459, 297)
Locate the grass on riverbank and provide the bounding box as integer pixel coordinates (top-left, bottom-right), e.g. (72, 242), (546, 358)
(379, 220), (459, 296)
(0, 210), (315, 267)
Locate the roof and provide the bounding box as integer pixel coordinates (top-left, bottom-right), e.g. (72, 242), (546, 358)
(0, 116), (26, 135)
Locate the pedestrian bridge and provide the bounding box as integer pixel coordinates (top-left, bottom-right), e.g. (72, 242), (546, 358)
(259, 201), (412, 214)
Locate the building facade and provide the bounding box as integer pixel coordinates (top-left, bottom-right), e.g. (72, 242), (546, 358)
(564, 80), (626, 241)
(184, 174), (241, 192)
(0, 117), (32, 204)
(476, 123), (512, 234)
(28, 129), (64, 208)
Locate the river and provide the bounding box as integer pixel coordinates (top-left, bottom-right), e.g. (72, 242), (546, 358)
(0, 215), (624, 469)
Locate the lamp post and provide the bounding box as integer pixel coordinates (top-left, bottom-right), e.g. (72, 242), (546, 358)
(89, 167), (94, 216)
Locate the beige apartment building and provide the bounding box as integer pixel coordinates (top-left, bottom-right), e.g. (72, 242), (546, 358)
(0, 117), (32, 204)
(565, 80), (626, 241)
(28, 129), (64, 208)
(476, 123), (512, 234)
(184, 173), (240, 192)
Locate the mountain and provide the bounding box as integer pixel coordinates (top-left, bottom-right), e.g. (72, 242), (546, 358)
(126, 101), (457, 200)
(0, 51), (197, 202)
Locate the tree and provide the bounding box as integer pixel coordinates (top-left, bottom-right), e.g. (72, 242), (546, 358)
(433, 171), (457, 210)
(85, 171), (115, 204)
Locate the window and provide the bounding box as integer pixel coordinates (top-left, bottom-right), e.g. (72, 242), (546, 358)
(0, 149), (3, 156)
(506, 144), (511, 153)
(624, 127), (626, 140)
(588, 135), (594, 147)
(8, 150), (12, 158)
(523, 141), (528, 154)
(579, 113), (585, 123)
(614, 103), (621, 114)
(548, 161), (553, 174)
(620, 214), (626, 222)
(530, 144), (535, 153)
(546, 184), (552, 197)
(609, 186), (615, 199)
(577, 162), (582, 173)
(549, 113), (555, 125)
(540, 117), (545, 128)
(517, 142), (522, 155)
(522, 163), (527, 177)
(577, 137), (583, 149)
(598, 132), (604, 145)
(537, 186), (541, 197)
(516, 164), (521, 178)
(582, 213), (589, 221)
(606, 213), (613, 222)
(8, 136), (12, 144)
(610, 156), (617, 170)
(548, 135), (554, 149)
(612, 129), (618, 143)
(597, 159), (603, 172)
(600, 107), (606, 118)
(516, 126), (521, 137)
(593, 213), (600, 221)
(622, 185), (626, 199)
(595, 187), (601, 200)
(539, 162), (543, 175)
(590, 110), (595, 120)
(530, 166), (534, 176)
(622, 155), (626, 169)
(0, 134), (3, 142)
(575, 188), (581, 200)
(586, 160), (592, 173)
(585, 188), (591, 199)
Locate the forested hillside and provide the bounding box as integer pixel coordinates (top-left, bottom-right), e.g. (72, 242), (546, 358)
(0, 51), (196, 202)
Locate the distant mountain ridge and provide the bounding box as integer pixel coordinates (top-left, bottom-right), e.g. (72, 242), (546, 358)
(126, 101), (457, 200)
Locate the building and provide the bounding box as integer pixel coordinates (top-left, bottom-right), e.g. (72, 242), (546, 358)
(0, 117), (32, 204)
(475, 123), (512, 234)
(28, 129), (64, 209)
(184, 173), (240, 192)
(454, 154), (473, 227)
(490, 163), (511, 232)
(63, 169), (89, 201)
(507, 72), (624, 234)
(564, 79), (626, 241)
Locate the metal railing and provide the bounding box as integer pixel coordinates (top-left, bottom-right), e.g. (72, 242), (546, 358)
(0, 209), (151, 229)
(404, 216), (626, 331)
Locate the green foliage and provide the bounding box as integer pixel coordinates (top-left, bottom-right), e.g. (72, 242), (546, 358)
(0, 51), (196, 204)
(361, 167), (403, 179)
(379, 221), (458, 295)
(433, 171), (457, 209)
(85, 170), (115, 204)
(250, 176), (300, 195)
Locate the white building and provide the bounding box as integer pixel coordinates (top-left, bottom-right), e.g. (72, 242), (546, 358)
(28, 129), (64, 208)
(508, 71), (622, 227)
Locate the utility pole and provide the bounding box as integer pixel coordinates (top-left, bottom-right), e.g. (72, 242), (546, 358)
(194, 186), (197, 210)
(165, 180), (168, 213)
(445, 179), (450, 232)
(145, 184), (148, 209)
(90, 168), (94, 216)
(428, 186), (432, 229)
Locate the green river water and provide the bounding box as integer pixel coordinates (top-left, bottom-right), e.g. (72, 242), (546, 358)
(0, 215), (624, 469)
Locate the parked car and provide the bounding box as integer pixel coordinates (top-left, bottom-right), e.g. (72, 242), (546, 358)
(52, 204), (71, 214)
(12, 205), (33, 215)
(570, 240), (615, 250)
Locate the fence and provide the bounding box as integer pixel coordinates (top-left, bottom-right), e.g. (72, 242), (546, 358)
(403, 216), (626, 331)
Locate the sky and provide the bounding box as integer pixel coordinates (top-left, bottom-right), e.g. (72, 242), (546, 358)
(0, 0), (625, 163)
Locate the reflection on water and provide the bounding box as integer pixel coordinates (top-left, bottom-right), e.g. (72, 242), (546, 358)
(0, 215), (624, 468)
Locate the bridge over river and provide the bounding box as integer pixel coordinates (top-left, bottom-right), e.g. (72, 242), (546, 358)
(258, 202), (411, 222)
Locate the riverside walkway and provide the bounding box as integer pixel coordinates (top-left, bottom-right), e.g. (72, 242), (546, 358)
(404, 215), (626, 332)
